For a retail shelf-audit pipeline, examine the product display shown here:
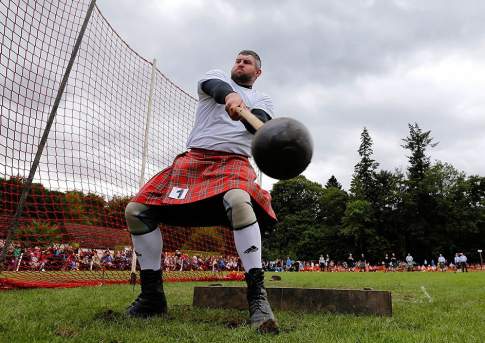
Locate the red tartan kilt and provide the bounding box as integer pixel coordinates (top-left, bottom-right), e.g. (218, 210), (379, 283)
(131, 149), (276, 227)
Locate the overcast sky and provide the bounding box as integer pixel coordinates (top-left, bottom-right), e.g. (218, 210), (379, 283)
(96, 0), (485, 191)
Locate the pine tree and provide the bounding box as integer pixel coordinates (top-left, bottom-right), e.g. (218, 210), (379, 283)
(350, 127), (379, 200)
(325, 175), (342, 190)
(400, 122), (438, 258)
(401, 122), (438, 183)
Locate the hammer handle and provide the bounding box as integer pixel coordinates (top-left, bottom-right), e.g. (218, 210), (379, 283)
(235, 107), (264, 131)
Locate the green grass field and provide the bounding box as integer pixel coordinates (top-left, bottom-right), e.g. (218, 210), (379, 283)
(1, 272), (484, 342)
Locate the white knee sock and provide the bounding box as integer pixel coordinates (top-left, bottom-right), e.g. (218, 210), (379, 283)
(233, 222), (262, 272)
(131, 228), (162, 271)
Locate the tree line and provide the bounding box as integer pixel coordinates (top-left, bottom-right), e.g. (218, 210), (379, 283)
(2, 122), (484, 261)
(0, 178), (232, 252)
(1, 177), (130, 227)
(263, 123), (485, 263)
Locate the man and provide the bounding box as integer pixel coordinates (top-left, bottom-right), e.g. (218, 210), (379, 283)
(453, 253), (460, 272)
(325, 254), (331, 271)
(347, 253), (355, 272)
(459, 253), (468, 272)
(124, 50), (278, 333)
(382, 253), (389, 272)
(390, 252), (398, 272)
(174, 249), (182, 271)
(405, 253), (414, 272)
(285, 256), (293, 271)
(357, 253), (366, 272)
(319, 254), (325, 272)
(437, 254), (446, 272)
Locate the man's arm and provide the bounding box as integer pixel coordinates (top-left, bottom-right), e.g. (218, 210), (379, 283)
(201, 79), (234, 104)
(201, 79), (272, 134)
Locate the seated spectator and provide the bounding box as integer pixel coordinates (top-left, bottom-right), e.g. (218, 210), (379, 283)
(101, 250), (113, 268)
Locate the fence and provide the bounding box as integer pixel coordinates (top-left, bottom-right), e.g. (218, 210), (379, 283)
(0, 0), (238, 288)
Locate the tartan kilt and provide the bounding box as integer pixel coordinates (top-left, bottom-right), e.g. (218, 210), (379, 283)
(131, 148), (276, 228)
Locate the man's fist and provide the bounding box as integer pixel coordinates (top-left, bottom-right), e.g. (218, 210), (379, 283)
(224, 93), (246, 120)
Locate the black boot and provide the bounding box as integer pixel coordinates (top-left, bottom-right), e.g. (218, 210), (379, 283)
(127, 269), (167, 317)
(245, 268), (279, 334)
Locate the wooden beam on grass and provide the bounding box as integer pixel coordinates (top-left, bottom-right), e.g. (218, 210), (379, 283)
(193, 286), (392, 316)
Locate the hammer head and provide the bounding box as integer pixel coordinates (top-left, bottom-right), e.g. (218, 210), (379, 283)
(252, 117), (313, 180)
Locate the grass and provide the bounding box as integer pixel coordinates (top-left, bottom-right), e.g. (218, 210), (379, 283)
(1, 271), (484, 342)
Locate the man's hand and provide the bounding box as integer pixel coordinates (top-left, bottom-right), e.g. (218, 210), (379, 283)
(224, 92), (246, 120)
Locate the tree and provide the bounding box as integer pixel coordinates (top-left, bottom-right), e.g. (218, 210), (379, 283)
(264, 176), (324, 259)
(402, 122), (438, 183)
(320, 187), (348, 226)
(350, 127), (379, 201)
(325, 175), (342, 190)
(106, 195), (131, 228)
(16, 220), (64, 248)
(346, 128), (381, 259)
(341, 199), (377, 257)
(400, 123), (438, 259)
(436, 171), (485, 257)
(63, 191), (108, 226)
(371, 170), (404, 255)
(270, 176), (323, 221)
(318, 186), (349, 259)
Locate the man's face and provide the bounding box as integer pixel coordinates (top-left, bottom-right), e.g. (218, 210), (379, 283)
(231, 54), (261, 85)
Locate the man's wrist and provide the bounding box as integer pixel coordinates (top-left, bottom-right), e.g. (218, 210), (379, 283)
(224, 92), (238, 103)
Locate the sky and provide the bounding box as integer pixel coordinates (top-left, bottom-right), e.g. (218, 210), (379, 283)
(96, 0), (485, 191)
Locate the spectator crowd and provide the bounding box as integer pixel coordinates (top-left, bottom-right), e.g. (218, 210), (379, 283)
(0, 241), (242, 273)
(1, 240), (481, 273)
(263, 252), (479, 273)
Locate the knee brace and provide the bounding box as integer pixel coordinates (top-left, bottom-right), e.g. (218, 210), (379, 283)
(125, 202), (159, 235)
(222, 189), (257, 230)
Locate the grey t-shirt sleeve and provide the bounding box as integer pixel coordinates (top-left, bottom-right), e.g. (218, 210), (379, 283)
(201, 79), (235, 104)
(197, 69), (232, 100)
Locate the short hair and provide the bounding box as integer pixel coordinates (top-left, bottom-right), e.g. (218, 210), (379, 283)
(238, 50), (261, 68)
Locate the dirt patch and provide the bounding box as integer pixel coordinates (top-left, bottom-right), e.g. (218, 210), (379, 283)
(224, 318), (248, 329)
(55, 325), (78, 337)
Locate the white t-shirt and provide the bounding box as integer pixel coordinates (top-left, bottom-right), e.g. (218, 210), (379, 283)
(186, 69), (274, 157)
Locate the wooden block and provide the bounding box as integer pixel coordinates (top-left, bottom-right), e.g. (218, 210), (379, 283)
(193, 286), (392, 316)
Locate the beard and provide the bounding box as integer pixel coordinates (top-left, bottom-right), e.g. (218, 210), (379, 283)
(231, 70), (252, 85)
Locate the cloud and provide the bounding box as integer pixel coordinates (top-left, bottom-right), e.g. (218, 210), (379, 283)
(1, 1), (197, 198)
(94, 0), (485, 190)
(5, 0), (485, 195)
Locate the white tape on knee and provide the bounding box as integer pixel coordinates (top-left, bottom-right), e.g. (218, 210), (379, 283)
(223, 189), (257, 230)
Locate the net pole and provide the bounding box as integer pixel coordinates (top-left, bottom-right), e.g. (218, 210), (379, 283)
(0, 0), (97, 271)
(130, 58), (158, 284)
(139, 58), (157, 187)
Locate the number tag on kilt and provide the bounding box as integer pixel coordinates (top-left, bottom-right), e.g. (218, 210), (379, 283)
(168, 187), (189, 199)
